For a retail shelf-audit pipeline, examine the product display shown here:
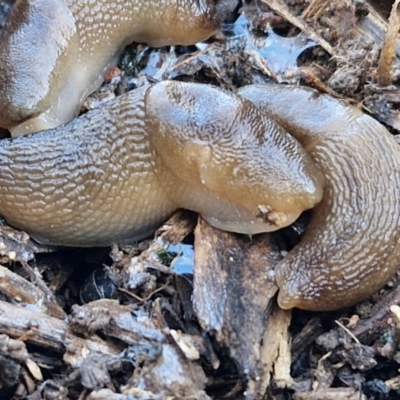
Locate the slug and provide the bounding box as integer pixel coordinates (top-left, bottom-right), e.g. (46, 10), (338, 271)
(239, 84), (400, 311)
(0, 0), (220, 136)
(0, 81), (323, 247)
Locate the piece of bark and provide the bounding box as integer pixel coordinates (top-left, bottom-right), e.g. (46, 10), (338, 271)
(258, 306), (293, 393)
(70, 300), (164, 344)
(155, 210), (197, 245)
(356, 1), (400, 50)
(0, 226), (54, 263)
(0, 300), (117, 359)
(69, 300), (212, 397)
(128, 343), (211, 400)
(193, 217), (289, 399)
(0, 265), (66, 319)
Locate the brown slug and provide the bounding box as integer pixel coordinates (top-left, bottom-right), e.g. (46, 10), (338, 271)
(0, 0), (220, 136)
(0, 81), (323, 247)
(1, 76), (400, 311)
(239, 84), (400, 311)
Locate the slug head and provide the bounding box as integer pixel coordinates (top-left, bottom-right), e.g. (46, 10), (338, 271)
(275, 255), (325, 311)
(146, 82), (324, 232)
(275, 257), (358, 312)
(274, 227), (385, 312)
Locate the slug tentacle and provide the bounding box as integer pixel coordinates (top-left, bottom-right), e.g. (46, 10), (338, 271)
(145, 82), (324, 225)
(0, 0), (220, 136)
(238, 85), (400, 311)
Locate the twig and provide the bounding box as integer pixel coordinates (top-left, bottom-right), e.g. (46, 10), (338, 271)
(377, 0), (400, 86)
(260, 0), (335, 56)
(335, 320), (360, 344)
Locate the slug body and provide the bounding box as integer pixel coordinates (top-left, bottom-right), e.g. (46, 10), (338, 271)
(0, 0), (220, 136)
(0, 81), (323, 247)
(239, 85), (400, 311)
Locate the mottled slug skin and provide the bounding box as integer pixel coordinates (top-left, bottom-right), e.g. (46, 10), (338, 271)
(239, 85), (400, 311)
(0, 0), (220, 135)
(0, 82), (323, 247)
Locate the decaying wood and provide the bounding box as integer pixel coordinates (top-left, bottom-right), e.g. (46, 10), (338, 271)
(0, 300), (117, 358)
(0, 265), (66, 319)
(193, 217), (292, 399)
(0, 225), (54, 263)
(356, 1), (400, 50)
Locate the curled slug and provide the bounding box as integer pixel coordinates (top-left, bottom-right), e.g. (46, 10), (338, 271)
(239, 84), (400, 311)
(0, 0), (220, 136)
(0, 81), (323, 247)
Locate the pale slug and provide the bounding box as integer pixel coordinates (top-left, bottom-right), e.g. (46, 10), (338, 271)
(0, 0), (220, 136)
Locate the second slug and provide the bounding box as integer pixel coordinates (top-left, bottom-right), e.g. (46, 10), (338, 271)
(239, 84), (400, 311)
(0, 0), (220, 136)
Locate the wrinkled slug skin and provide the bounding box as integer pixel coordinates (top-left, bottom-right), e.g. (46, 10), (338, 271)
(0, 82), (323, 247)
(0, 0), (220, 135)
(239, 84), (400, 311)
